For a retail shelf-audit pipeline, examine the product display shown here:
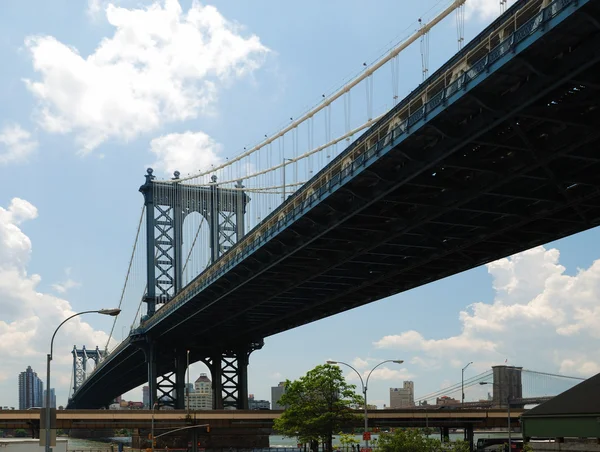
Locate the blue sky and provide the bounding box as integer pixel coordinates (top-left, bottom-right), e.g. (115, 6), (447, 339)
(1, 0), (599, 409)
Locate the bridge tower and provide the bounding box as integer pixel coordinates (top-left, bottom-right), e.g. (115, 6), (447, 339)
(492, 365), (523, 408)
(139, 168), (253, 409)
(71, 346), (105, 393)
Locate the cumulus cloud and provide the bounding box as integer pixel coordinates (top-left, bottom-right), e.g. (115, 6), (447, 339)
(0, 199), (112, 408)
(149, 131), (222, 176)
(465, 0), (516, 21)
(374, 246), (600, 379)
(24, 0), (268, 153)
(0, 124), (38, 165)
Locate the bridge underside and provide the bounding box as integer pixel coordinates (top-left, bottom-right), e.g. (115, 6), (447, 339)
(156, 2), (600, 345)
(70, 0), (600, 408)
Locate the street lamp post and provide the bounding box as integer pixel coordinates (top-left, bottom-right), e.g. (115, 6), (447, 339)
(461, 362), (473, 405)
(480, 382), (511, 450)
(152, 401), (159, 452)
(186, 350), (190, 413)
(327, 359), (404, 451)
(45, 308), (121, 452)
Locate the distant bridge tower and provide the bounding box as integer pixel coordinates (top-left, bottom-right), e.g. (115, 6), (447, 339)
(492, 365), (523, 407)
(138, 169), (255, 410)
(72, 346), (105, 393)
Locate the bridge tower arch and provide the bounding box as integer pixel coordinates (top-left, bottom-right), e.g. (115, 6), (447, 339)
(138, 169), (251, 409)
(139, 169), (248, 317)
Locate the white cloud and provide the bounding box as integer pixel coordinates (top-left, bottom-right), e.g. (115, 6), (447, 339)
(149, 131), (222, 176)
(24, 0), (268, 153)
(351, 357), (369, 369)
(52, 268), (82, 294)
(374, 246), (600, 379)
(465, 0), (516, 21)
(344, 366), (414, 384)
(87, 0), (103, 17)
(0, 124), (38, 165)
(0, 198), (113, 408)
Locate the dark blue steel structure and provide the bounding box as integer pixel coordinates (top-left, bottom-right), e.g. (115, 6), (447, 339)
(68, 0), (600, 409)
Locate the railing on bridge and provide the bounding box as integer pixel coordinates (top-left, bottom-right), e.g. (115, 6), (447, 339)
(138, 0), (576, 333)
(76, 0), (594, 406)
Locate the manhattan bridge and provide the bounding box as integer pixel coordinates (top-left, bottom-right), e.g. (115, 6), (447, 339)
(66, 0), (600, 409)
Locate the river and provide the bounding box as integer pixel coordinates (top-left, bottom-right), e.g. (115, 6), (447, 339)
(66, 432), (522, 449)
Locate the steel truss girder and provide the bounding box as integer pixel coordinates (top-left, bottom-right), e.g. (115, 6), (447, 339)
(204, 32), (600, 339)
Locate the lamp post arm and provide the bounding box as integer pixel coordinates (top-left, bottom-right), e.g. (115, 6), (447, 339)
(50, 310), (99, 359)
(332, 361), (365, 393)
(365, 360), (396, 391)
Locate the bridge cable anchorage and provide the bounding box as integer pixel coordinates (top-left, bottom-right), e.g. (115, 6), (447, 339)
(103, 205), (145, 355)
(152, 0), (465, 185)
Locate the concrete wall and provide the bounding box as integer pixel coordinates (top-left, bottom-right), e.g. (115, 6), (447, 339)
(531, 442), (600, 452)
(0, 439), (67, 452)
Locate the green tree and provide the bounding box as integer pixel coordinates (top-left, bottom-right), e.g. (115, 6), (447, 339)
(377, 429), (472, 452)
(451, 440), (471, 452)
(377, 429), (443, 452)
(273, 364), (363, 452)
(339, 432), (360, 451)
(14, 429), (28, 438)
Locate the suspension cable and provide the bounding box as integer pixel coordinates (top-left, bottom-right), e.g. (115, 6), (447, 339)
(156, 0), (466, 184)
(104, 206), (145, 354)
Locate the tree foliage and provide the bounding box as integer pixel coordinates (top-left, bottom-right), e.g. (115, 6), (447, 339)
(377, 429), (471, 452)
(273, 364), (363, 452)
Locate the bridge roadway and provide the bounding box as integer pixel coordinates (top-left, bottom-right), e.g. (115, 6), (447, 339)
(0, 408), (525, 430)
(70, 0), (600, 408)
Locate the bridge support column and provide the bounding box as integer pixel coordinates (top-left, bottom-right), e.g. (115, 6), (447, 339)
(208, 340), (263, 410)
(465, 425), (474, 452)
(441, 427), (450, 443)
(174, 348), (187, 409)
(146, 341), (158, 407)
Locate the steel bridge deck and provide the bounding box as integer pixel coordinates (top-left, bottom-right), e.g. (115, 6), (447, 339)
(70, 0), (600, 408)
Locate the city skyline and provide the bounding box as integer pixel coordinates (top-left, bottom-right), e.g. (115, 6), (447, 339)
(1, 0), (599, 409)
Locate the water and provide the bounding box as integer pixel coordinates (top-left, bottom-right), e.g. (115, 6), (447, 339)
(66, 433), (523, 450)
(66, 437), (130, 450)
(268, 432), (522, 447)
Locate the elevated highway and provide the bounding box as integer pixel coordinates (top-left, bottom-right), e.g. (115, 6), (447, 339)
(0, 408), (525, 430)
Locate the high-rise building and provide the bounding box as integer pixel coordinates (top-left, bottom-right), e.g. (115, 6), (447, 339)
(271, 382), (286, 410)
(18, 366), (43, 409)
(43, 389), (56, 408)
(142, 386), (149, 408)
(185, 374), (213, 410)
(389, 381), (414, 408)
